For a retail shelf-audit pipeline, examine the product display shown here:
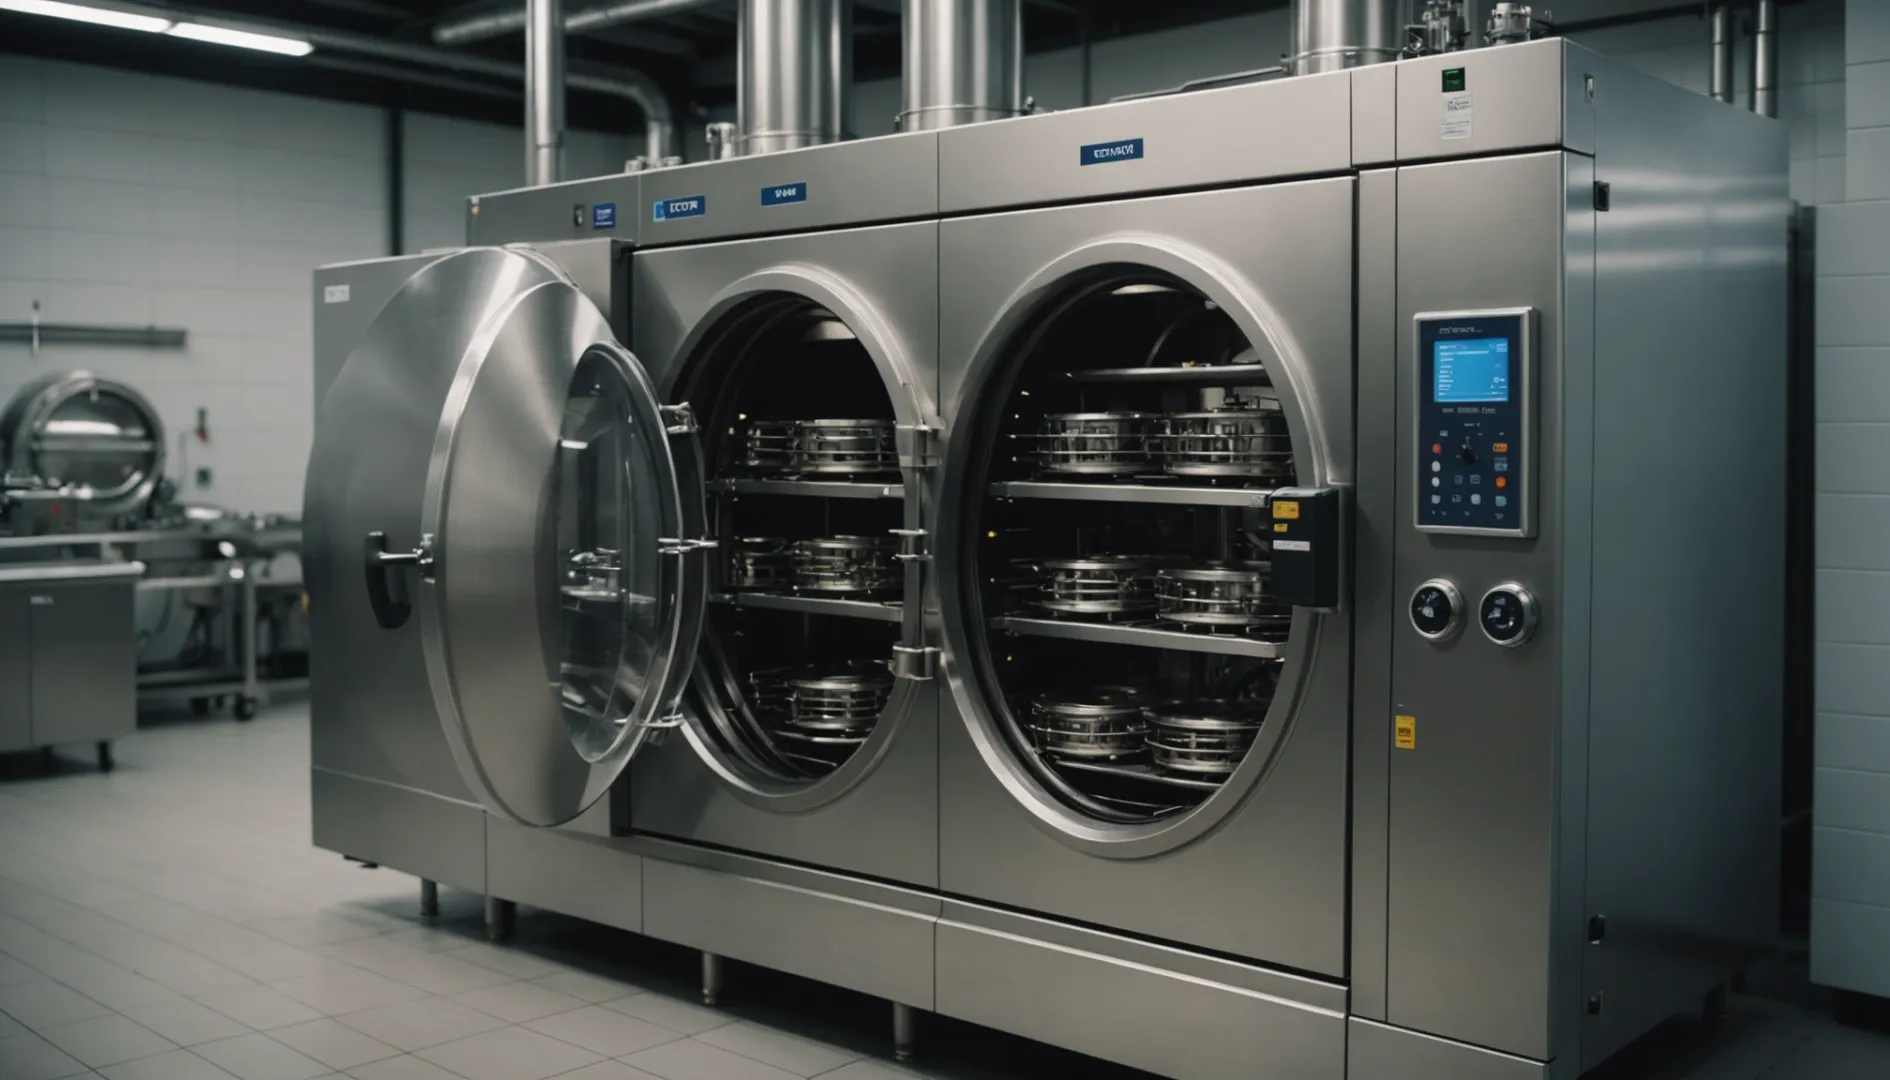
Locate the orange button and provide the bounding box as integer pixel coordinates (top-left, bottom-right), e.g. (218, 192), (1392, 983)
(1431, 443), (1442, 454)
(1492, 442), (1510, 453)
(1496, 476), (1508, 489)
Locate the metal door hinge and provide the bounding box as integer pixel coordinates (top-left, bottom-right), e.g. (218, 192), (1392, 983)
(648, 712), (685, 730)
(898, 424), (938, 470)
(1594, 181), (1611, 211)
(892, 645), (938, 681)
(1588, 914), (1607, 945)
(662, 404), (699, 435)
(1587, 991), (1605, 1016)
(658, 537), (719, 555)
(889, 528), (929, 562)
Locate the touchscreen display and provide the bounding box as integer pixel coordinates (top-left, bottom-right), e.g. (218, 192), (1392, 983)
(1433, 338), (1511, 403)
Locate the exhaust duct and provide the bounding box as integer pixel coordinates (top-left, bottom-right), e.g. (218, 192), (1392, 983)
(1752, 0), (1778, 118)
(737, 0), (851, 156)
(1290, 0), (1401, 74)
(525, 0), (566, 185)
(899, 0), (1024, 132)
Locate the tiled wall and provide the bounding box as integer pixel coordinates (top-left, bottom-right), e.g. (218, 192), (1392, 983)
(1812, 0), (1890, 1000)
(0, 55), (386, 517)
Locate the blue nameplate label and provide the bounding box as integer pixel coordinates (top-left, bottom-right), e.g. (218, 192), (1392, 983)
(1080, 138), (1145, 166)
(653, 195), (707, 221)
(762, 182), (808, 207)
(591, 203), (616, 229)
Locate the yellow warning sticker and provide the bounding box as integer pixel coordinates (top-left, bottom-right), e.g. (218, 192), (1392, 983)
(1273, 500), (1300, 520)
(1394, 714), (1416, 750)
(1273, 523), (1289, 532)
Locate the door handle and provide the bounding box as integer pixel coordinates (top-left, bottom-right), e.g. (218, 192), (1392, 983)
(364, 531), (432, 630)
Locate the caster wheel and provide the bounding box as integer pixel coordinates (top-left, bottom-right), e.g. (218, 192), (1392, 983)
(190, 697), (210, 716)
(96, 742), (114, 773)
(233, 697), (258, 721)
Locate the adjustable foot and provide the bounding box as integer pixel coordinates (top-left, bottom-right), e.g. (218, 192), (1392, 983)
(419, 880), (439, 922)
(701, 951), (724, 1006)
(484, 897), (515, 943)
(892, 1002), (917, 1061)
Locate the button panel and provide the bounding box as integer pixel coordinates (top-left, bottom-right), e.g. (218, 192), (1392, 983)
(1415, 309), (1535, 537)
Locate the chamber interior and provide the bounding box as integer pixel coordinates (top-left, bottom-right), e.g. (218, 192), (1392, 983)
(682, 296), (908, 785)
(970, 271), (1296, 823)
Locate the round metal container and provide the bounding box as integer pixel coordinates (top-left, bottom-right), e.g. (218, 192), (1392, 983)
(736, 419), (798, 474)
(1029, 688), (1148, 761)
(794, 419), (899, 476)
(1143, 698), (1266, 775)
(729, 536), (791, 590)
(1151, 399), (1293, 479)
(1031, 556), (1154, 618)
(560, 548), (623, 604)
(1154, 562), (1287, 629)
(789, 669), (894, 734)
(791, 536), (898, 595)
(1030, 412), (1156, 475)
(0, 370), (166, 526)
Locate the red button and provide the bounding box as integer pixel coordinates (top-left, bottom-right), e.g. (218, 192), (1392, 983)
(1431, 443), (1442, 455)
(1496, 476), (1508, 489)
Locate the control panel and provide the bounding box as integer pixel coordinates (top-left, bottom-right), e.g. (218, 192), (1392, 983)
(1415, 308), (1536, 537)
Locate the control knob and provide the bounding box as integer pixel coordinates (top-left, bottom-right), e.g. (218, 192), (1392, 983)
(1478, 583), (1539, 648)
(1409, 579), (1464, 642)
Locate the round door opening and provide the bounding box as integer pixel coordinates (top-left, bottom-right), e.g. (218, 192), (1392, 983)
(956, 270), (1300, 825)
(676, 295), (915, 788)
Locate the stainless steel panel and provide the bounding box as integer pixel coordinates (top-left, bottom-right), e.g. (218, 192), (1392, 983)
(1388, 151), (1571, 1060)
(639, 133), (938, 246)
(936, 903), (1345, 1080)
(1394, 40), (1591, 163)
(640, 848), (937, 1008)
(1347, 1019), (1550, 1080)
(313, 255), (444, 412)
(28, 579), (136, 746)
(1352, 63), (1397, 166)
(937, 72), (1353, 214)
(487, 816), (641, 933)
(626, 221), (940, 888)
(1576, 65), (1788, 1072)
(311, 769), (486, 893)
(467, 174), (641, 246)
(736, 0), (849, 155)
(0, 590), (28, 752)
(935, 180), (1352, 973)
(1350, 165), (1397, 1023)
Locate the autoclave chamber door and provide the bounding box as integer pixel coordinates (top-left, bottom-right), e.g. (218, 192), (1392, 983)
(347, 247), (711, 828)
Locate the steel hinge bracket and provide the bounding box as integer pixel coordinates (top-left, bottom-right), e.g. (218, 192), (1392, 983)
(898, 424), (938, 470)
(890, 528), (929, 562)
(658, 537), (719, 556)
(662, 403), (699, 435)
(648, 713), (685, 730)
(892, 645), (938, 681)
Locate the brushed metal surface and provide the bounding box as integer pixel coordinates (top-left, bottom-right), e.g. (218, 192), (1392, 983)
(937, 71), (1352, 214)
(627, 220), (941, 887)
(736, 0), (849, 154)
(311, 769), (486, 893)
(1388, 150), (1571, 1060)
(900, 0), (1023, 131)
(467, 174), (642, 246)
(314, 255), (444, 412)
(25, 578), (137, 747)
(1351, 62), (1397, 166)
(935, 180), (1352, 973)
(638, 133), (938, 246)
(1394, 39), (1591, 163)
(487, 816), (641, 932)
(1347, 1018), (1550, 1080)
(1290, 0), (1400, 75)
(0, 590), (28, 751)
(936, 902), (1345, 1080)
(640, 851), (937, 1008)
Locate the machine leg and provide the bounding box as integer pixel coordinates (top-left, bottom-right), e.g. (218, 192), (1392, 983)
(484, 897), (515, 942)
(701, 951), (724, 1006)
(95, 742), (113, 773)
(892, 1002), (917, 1061)
(419, 880), (439, 921)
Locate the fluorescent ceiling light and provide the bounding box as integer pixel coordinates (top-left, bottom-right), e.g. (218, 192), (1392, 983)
(167, 21), (312, 56)
(0, 0), (170, 32)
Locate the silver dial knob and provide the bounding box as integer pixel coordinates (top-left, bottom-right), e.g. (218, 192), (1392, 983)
(1478, 583), (1539, 648)
(1409, 579), (1464, 642)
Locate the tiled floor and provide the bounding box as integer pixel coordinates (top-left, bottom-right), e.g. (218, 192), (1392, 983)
(0, 704), (1885, 1080)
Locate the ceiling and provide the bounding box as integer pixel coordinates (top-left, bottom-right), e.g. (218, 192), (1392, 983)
(0, 0), (1287, 131)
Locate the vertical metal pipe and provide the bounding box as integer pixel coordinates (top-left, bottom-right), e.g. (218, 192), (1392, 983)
(737, 0), (848, 156)
(386, 107), (404, 255)
(1290, 0), (1401, 75)
(1752, 0), (1778, 118)
(899, 0), (1023, 132)
(525, 0), (565, 184)
(1709, 4), (1734, 104)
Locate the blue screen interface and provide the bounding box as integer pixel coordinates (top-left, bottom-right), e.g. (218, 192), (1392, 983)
(1433, 338), (1511, 403)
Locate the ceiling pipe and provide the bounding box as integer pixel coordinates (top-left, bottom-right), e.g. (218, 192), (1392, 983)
(1289, 0), (1401, 74)
(899, 0), (1023, 132)
(526, 0), (566, 184)
(1708, 3), (1734, 104)
(737, 0), (850, 155)
(1751, 0), (1778, 118)
(433, 0), (720, 46)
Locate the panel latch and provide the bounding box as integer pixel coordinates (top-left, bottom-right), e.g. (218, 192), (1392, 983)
(892, 645), (938, 681)
(890, 528), (929, 563)
(1588, 914), (1607, 946)
(898, 424), (938, 470)
(661, 403), (699, 435)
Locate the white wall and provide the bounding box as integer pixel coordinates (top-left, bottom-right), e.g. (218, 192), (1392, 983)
(0, 55), (386, 517)
(1812, 0), (1890, 1001)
